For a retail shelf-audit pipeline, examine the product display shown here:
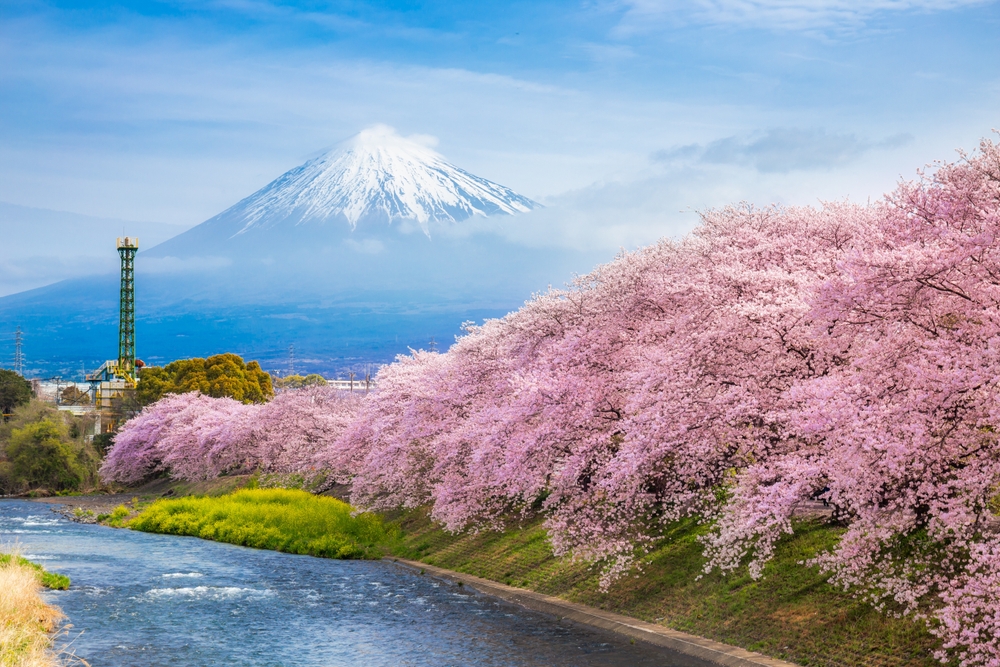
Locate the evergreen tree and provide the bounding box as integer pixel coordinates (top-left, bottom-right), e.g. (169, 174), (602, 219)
(0, 369), (32, 417)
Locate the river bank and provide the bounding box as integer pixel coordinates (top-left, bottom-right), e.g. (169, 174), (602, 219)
(386, 508), (939, 667)
(0, 551), (70, 667)
(30, 475), (252, 522)
(2, 498), (705, 667)
(34, 481), (941, 667)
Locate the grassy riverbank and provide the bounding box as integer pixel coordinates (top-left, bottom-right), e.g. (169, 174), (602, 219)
(0, 554), (70, 591)
(128, 488), (397, 559)
(117, 483), (939, 666)
(0, 553), (68, 667)
(384, 508), (939, 667)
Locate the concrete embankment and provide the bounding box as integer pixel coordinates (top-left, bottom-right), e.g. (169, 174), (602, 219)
(393, 558), (797, 667)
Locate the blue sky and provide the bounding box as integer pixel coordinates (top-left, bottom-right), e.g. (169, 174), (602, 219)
(1, 0), (998, 261)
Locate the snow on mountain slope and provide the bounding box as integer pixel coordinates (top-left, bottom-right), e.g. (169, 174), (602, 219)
(209, 125), (539, 239)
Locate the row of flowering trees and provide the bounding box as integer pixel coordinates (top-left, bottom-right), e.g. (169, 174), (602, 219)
(100, 387), (360, 485)
(102, 138), (1000, 666)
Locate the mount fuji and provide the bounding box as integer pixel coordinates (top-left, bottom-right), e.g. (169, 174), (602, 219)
(1, 126), (604, 378)
(148, 125), (540, 257)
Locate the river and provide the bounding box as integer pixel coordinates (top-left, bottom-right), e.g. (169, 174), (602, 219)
(1, 500), (709, 667)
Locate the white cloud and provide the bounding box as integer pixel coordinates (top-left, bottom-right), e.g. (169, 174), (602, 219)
(138, 256), (232, 274)
(654, 128), (913, 173)
(1, 3), (995, 274)
(0, 202), (190, 295)
(344, 238), (385, 254)
(0, 255), (114, 298)
(0, 19), (730, 223)
(407, 133), (440, 148)
(613, 0), (996, 32)
(456, 126), (932, 254)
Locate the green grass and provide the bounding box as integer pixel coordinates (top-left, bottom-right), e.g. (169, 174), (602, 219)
(128, 488), (399, 559)
(118, 482), (943, 666)
(0, 554), (70, 590)
(385, 508), (941, 667)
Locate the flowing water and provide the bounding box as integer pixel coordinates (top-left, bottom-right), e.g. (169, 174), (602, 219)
(1, 500), (709, 667)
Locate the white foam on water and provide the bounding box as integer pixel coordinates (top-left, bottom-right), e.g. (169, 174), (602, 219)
(24, 554), (55, 560)
(161, 572), (204, 578)
(4, 529), (51, 534)
(145, 586), (274, 601)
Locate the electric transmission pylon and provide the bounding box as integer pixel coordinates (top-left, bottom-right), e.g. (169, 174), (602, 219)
(117, 236), (138, 385)
(13, 326), (24, 376)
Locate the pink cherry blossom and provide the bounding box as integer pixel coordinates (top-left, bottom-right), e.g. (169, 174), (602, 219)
(101, 137), (1000, 666)
(101, 387), (361, 483)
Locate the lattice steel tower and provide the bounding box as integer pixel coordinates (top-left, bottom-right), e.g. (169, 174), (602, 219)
(117, 237), (138, 385)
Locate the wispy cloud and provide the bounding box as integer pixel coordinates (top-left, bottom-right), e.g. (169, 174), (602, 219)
(613, 0), (996, 32)
(0, 0), (994, 273)
(140, 256), (232, 275)
(574, 41), (638, 63)
(0, 201), (187, 296)
(653, 128), (913, 173)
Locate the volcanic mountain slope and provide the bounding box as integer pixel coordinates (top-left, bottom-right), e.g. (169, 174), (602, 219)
(148, 125), (540, 257)
(1, 126), (601, 377)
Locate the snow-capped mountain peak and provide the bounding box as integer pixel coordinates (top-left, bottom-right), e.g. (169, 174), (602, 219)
(225, 124), (539, 237)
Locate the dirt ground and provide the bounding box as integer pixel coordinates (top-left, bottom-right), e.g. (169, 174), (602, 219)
(27, 476), (254, 522)
(31, 493), (143, 520)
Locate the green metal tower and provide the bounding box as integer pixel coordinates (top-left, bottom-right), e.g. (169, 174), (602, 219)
(117, 236), (138, 386)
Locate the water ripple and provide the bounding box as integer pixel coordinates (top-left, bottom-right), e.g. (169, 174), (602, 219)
(1, 499), (703, 667)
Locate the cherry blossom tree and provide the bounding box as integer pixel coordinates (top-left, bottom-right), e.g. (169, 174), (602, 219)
(336, 139), (1000, 663)
(249, 386), (361, 474)
(102, 137), (1000, 665)
(101, 387), (361, 484)
(703, 137), (1000, 665)
(100, 392), (254, 484)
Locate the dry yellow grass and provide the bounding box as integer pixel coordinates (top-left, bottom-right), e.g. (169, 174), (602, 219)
(0, 555), (64, 667)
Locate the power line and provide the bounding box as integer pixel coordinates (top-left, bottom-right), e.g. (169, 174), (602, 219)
(13, 326), (24, 376)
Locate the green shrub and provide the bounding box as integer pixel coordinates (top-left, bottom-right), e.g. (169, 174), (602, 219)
(6, 420), (87, 492)
(273, 374), (327, 390)
(0, 400), (101, 495)
(0, 369), (32, 417)
(92, 432), (115, 456)
(129, 488), (398, 559)
(105, 504), (132, 527)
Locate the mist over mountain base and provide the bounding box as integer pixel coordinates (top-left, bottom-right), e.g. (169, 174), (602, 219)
(5, 301), (509, 379)
(0, 127), (610, 379)
(0, 232), (606, 379)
